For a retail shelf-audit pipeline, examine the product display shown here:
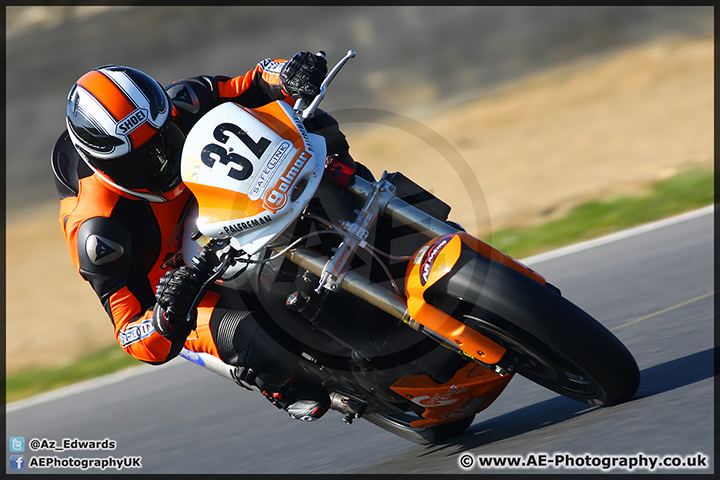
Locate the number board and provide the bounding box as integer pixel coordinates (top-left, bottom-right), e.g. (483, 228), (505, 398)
(181, 102), (301, 198)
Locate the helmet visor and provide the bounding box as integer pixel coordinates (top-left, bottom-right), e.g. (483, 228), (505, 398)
(95, 119), (186, 193)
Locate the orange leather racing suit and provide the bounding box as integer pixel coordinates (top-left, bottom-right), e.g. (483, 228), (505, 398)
(53, 58), (314, 366)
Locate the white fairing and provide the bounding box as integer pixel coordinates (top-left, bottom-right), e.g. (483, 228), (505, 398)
(181, 202), (261, 287)
(180, 101), (326, 274)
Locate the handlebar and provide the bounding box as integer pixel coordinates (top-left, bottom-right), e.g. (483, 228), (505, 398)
(184, 241), (238, 323)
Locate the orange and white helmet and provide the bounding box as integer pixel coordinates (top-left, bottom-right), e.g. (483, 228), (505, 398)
(180, 100), (326, 256)
(65, 65), (186, 202)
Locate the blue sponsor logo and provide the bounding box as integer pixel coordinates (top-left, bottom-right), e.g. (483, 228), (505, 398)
(119, 319), (155, 347)
(179, 348), (205, 366)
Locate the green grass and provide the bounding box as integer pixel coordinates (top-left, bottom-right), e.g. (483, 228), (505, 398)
(5, 167), (714, 404)
(6, 346), (141, 404)
(490, 167), (714, 259)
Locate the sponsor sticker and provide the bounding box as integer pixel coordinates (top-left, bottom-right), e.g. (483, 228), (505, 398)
(419, 235), (455, 286)
(259, 59), (284, 74)
(263, 150), (312, 212)
(118, 319), (155, 347)
(249, 140), (292, 200)
(410, 384), (469, 407)
(222, 214), (273, 235)
(115, 109), (148, 135)
(178, 348), (205, 366)
(411, 395), (459, 407)
(181, 157), (202, 183)
(86, 235), (124, 265)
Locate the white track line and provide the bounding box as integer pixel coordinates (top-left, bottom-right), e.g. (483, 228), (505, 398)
(6, 204), (713, 413)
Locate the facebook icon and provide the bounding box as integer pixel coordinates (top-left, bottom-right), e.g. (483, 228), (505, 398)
(9, 455), (25, 470)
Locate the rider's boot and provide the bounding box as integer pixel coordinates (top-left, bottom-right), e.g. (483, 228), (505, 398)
(233, 366), (330, 422)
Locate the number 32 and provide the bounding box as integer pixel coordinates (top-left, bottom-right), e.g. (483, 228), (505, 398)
(201, 123), (270, 181)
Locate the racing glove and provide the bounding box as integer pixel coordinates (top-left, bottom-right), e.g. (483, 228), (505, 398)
(280, 51), (328, 100)
(152, 266), (208, 339)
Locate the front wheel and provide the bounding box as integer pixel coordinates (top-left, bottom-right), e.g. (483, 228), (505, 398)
(427, 251), (640, 406)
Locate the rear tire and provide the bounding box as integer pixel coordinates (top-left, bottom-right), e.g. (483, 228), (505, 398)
(428, 251), (639, 406)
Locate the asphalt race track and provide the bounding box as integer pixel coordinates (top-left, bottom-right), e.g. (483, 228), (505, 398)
(6, 207), (713, 475)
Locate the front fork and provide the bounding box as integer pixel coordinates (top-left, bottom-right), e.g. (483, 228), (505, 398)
(278, 173), (549, 375)
(187, 171), (547, 376)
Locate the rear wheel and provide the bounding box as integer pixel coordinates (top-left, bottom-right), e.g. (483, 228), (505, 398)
(428, 251), (639, 406)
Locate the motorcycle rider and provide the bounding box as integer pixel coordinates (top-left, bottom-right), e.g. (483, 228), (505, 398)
(52, 52), (360, 421)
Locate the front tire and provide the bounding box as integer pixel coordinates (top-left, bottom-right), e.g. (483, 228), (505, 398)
(428, 251), (639, 406)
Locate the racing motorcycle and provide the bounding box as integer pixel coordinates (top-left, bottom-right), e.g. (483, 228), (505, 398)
(176, 50), (640, 444)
